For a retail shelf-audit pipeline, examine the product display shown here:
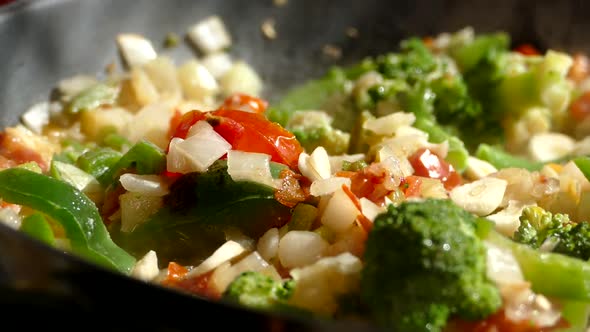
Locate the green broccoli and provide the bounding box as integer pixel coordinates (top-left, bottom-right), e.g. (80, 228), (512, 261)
(222, 271), (308, 316)
(513, 206), (590, 260)
(360, 198), (501, 332)
(286, 110), (350, 155)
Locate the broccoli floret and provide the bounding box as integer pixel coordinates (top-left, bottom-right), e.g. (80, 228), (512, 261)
(360, 198), (502, 332)
(286, 110), (350, 155)
(513, 206), (590, 260)
(222, 271), (306, 315)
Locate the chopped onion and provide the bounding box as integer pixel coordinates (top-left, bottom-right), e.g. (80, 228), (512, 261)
(177, 59), (219, 101)
(310, 177), (351, 197)
(187, 15), (232, 54)
(377, 146), (414, 178)
(278, 231), (328, 269)
(186, 240), (246, 278)
(219, 61), (263, 97)
(201, 52), (233, 79)
(166, 121), (232, 173)
(484, 241), (525, 286)
(57, 75), (99, 99)
(464, 156), (498, 181)
(209, 251), (277, 294)
(0, 207), (21, 230)
(394, 125), (429, 139)
(299, 147), (331, 182)
(119, 192), (163, 232)
(359, 197), (385, 222)
(227, 150), (278, 188)
(257, 228), (279, 261)
(321, 187), (361, 233)
(363, 112), (416, 136)
(224, 227), (255, 252)
(21, 102), (49, 134)
(116, 33), (158, 68)
(119, 174), (169, 196)
(131, 250), (159, 282)
(486, 200), (532, 237)
(528, 132), (575, 162)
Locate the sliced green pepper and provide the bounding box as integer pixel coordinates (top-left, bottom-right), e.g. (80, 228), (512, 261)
(20, 213), (55, 246)
(76, 147), (122, 181)
(65, 83), (119, 115)
(98, 140), (166, 185)
(574, 156), (590, 182)
(475, 143), (544, 171)
(0, 168), (136, 273)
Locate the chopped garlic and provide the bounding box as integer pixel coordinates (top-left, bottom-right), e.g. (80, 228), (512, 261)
(131, 250), (159, 282)
(450, 177), (508, 216)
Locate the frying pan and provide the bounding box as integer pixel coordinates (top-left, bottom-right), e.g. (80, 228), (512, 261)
(0, 0), (589, 330)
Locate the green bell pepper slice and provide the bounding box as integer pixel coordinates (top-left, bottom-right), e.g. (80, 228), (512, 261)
(0, 168), (136, 274)
(20, 213), (55, 246)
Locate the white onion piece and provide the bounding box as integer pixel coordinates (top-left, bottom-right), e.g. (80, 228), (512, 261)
(278, 231), (328, 269)
(377, 146), (414, 177)
(57, 75), (98, 98)
(209, 252), (277, 294)
(450, 177), (507, 216)
(0, 207), (21, 230)
(131, 250), (159, 282)
(227, 150), (278, 188)
(21, 102), (49, 134)
(359, 197), (384, 222)
(394, 125), (429, 139)
(484, 241), (525, 286)
(310, 177), (351, 197)
(528, 132), (575, 162)
(201, 52), (233, 79)
(119, 193), (163, 232)
(119, 174), (169, 196)
(465, 156), (498, 181)
(178, 60), (219, 101)
(321, 187), (360, 233)
(299, 147), (331, 182)
(167, 121), (232, 173)
(363, 112), (415, 136)
(187, 15), (232, 54)
(486, 200), (533, 237)
(186, 240), (246, 278)
(219, 61), (263, 97)
(116, 33), (158, 68)
(257, 228), (279, 261)
(224, 227), (255, 252)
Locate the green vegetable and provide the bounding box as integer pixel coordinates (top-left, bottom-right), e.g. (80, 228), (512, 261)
(98, 140), (166, 185)
(0, 168), (135, 273)
(76, 147), (122, 181)
(475, 143), (544, 171)
(513, 206), (590, 261)
(222, 271), (306, 316)
(20, 213), (55, 246)
(484, 223), (590, 301)
(287, 111), (350, 155)
(361, 199), (501, 332)
(101, 133), (132, 152)
(115, 160), (291, 266)
(286, 203), (317, 231)
(341, 159), (367, 172)
(574, 156), (590, 182)
(65, 83), (119, 115)
(50, 160), (100, 192)
(559, 301), (590, 332)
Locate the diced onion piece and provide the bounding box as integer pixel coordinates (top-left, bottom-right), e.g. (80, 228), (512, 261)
(219, 61), (263, 97)
(230, 251), (270, 274)
(486, 200), (534, 237)
(227, 150), (278, 188)
(119, 192), (163, 232)
(450, 177), (507, 216)
(299, 147), (332, 182)
(464, 156), (498, 181)
(224, 227), (256, 252)
(131, 67), (160, 106)
(377, 146), (414, 177)
(119, 174), (169, 196)
(310, 177), (351, 197)
(394, 125), (428, 139)
(257, 228), (279, 261)
(186, 240), (246, 278)
(359, 197), (385, 222)
(484, 241), (525, 286)
(379, 134), (430, 158)
(201, 52), (233, 79)
(131, 250), (159, 282)
(209, 252), (277, 294)
(528, 132), (575, 162)
(0, 207), (21, 230)
(562, 160), (590, 191)
(288, 253), (362, 315)
(321, 187), (361, 233)
(166, 121), (232, 173)
(51, 161), (101, 194)
(116, 33), (158, 68)
(188, 15), (232, 54)
(178, 59), (219, 101)
(125, 99), (176, 149)
(142, 57), (181, 100)
(363, 112), (416, 136)
(21, 102), (50, 134)
(278, 231), (328, 269)
(57, 75), (99, 98)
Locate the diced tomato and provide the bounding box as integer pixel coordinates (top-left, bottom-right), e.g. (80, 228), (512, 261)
(401, 175), (422, 198)
(161, 262), (220, 300)
(219, 93), (268, 114)
(568, 53), (589, 83)
(514, 43), (541, 56)
(570, 91), (590, 121)
(169, 109), (303, 169)
(408, 148), (461, 190)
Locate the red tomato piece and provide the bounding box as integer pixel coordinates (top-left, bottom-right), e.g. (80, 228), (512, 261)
(402, 175), (423, 198)
(570, 91), (590, 121)
(408, 148), (461, 190)
(219, 93), (268, 114)
(514, 43), (541, 56)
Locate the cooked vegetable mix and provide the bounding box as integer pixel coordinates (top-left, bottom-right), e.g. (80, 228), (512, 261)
(2, 20), (590, 331)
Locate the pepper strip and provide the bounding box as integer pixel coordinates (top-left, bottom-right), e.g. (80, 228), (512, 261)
(0, 168), (136, 274)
